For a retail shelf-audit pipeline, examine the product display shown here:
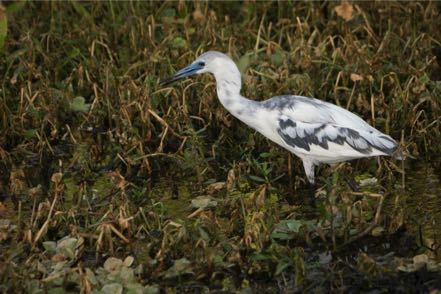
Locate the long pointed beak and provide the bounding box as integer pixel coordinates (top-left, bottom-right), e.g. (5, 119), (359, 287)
(159, 62), (203, 86)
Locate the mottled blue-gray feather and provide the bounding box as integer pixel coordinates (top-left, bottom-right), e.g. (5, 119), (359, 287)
(277, 117), (397, 155)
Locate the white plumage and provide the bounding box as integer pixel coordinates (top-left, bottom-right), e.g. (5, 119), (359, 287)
(161, 51), (398, 204)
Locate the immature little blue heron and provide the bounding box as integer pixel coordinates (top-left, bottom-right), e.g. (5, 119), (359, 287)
(160, 51), (398, 204)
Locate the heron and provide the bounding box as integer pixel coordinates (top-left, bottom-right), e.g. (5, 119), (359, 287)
(160, 51), (399, 205)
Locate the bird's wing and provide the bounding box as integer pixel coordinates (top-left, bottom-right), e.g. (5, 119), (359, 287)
(264, 96), (397, 159)
(276, 117), (397, 157)
(264, 95), (376, 131)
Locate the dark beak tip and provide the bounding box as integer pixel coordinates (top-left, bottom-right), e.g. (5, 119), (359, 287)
(159, 62), (201, 87)
(159, 77), (174, 86)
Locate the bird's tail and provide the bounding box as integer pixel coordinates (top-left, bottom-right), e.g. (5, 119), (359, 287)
(366, 133), (399, 156)
(392, 148), (404, 160)
(391, 146), (413, 160)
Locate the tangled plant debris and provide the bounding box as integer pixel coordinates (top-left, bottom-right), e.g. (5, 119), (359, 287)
(0, 1), (441, 293)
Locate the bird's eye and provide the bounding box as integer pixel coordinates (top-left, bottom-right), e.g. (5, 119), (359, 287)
(198, 61), (205, 66)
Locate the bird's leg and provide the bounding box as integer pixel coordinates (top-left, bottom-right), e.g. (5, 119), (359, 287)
(302, 160), (316, 207)
(333, 163), (359, 192)
(308, 181), (316, 207)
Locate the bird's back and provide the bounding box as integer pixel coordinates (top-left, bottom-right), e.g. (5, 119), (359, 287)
(263, 95), (373, 131)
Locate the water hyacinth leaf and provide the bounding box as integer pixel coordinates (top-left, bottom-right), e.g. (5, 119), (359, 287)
(71, 1), (92, 20)
(125, 283), (145, 294)
(318, 252), (332, 265)
(371, 226), (384, 237)
(56, 237), (78, 250)
(237, 54), (251, 74)
(275, 261), (291, 276)
(198, 227), (210, 241)
(49, 262), (67, 277)
(85, 268), (98, 285)
(191, 196), (217, 209)
(427, 262), (441, 272)
(47, 287), (66, 294)
(171, 37), (187, 49)
(0, 219), (10, 230)
(251, 253), (270, 261)
(248, 175), (266, 183)
(259, 152), (274, 158)
(286, 220), (302, 232)
(413, 254), (429, 265)
(23, 129), (37, 139)
(6, 1), (26, 14)
(26, 104), (42, 118)
(56, 237), (81, 259)
(161, 8), (176, 18)
(279, 219), (303, 232)
(174, 258), (191, 272)
(144, 285), (160, 294)
(222, 277), (235, 292)
(270, 232), (292, 240)
(104, 257), (124, 272)
(68, 47), (81, 59)
(271, 219), (305, 240)
(420, 73), (430, 84)
(123, 256), (134, 267)
(359, 177), (378, 187)
(102, 283), (123, 294)
(43, 241), (57, 253)
(118, 266), (136, 283)
(352, 206), (360, 217)
(397, 262), (425, 273)
(271, 49), (284, 66)
(164, 258), (193, 279)
(69, 96), (90, 113)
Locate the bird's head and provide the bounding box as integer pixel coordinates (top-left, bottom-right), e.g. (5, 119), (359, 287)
(160, 51), (239, 86)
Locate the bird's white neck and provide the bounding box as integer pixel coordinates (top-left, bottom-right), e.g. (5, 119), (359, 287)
(211, 60), (242, 106)
(214, 76), (261, 131)
(206, 57), (262, 131)
(216, 78), (243, 109)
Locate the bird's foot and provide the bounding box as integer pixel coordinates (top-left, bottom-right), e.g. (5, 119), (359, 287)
(343, 175), (359, 192)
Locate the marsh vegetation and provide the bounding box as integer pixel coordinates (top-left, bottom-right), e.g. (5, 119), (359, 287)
(0, 1), (441, 293)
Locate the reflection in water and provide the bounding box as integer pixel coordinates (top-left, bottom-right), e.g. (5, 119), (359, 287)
(402, 161), (441, 256)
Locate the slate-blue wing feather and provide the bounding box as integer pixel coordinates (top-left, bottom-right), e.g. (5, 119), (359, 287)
(268, 95), (398, 164)
(277, 116), (397, 164)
